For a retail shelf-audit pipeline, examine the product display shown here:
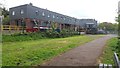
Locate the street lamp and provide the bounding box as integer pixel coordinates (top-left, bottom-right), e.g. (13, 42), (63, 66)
(21, 17), (25, 34)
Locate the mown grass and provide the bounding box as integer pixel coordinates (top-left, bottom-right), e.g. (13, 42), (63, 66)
(100, 37), (119, 65)
(2, 35), (103, 66)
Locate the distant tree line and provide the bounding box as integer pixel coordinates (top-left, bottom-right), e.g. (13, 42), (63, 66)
(98, 22), (118, 34)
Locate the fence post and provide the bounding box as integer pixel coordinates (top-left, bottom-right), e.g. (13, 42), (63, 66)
(9, 25), (11, 33)
(15, 26), (17, 30)
(17, 26), (19, 31)
(2, 25), (3, 31)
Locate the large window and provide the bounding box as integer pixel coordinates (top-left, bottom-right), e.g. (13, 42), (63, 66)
(12, 11), (15, 16)
(48, 14), (50, 17)
(53, 15), (55, 18)
(42, 12), (45, 16)
(64, 17), (65, 20)
(57, 16), (59, 19)
(20, 9), (24, 14)
(35, 10), (39, 15)
(61, 17), (63, 19)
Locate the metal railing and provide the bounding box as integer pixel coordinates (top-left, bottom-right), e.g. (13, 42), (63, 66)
(114, 52), (120, 68)
(99, 52), (120, 68)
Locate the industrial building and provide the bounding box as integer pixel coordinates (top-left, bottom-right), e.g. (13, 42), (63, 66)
(9, 3), (98, 33)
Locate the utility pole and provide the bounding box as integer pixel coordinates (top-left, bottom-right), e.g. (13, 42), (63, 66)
(118, 1), (120, 48)
(118, 1), (120, 36)
(0, 3), (3, 34)
(118, 15), (120, 36)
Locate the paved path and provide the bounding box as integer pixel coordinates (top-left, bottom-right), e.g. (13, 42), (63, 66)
(41, 35), (116, 66)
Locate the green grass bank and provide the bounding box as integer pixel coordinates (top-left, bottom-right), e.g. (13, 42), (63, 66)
(2, 35), (102, 66)
(100, 37), (120, 65)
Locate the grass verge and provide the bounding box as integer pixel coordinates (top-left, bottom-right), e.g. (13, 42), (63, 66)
(99, 37), (119, 65)
(2, 35), (103, 66)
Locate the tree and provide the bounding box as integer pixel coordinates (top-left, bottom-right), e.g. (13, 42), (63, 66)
(2, 15), (10, 25)
(1, 7), (10, 25)
(98, 22), (118, 34)
(2, 7), (9, 17)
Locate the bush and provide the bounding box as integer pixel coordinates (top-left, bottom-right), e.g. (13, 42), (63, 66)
(2, 32), (45, 42)
(3, 16), (10, 25)
(2, 29), (80, 42)
(44, 30), (61, 38)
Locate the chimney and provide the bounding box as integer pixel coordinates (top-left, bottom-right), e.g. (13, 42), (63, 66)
(29, 3), (33, 6)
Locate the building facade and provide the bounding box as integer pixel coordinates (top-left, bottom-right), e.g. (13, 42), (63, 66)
(9, 3), (98, 33)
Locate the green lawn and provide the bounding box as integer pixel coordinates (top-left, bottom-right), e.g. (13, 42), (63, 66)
(2, 35), (103, 66)
(100, 37), (119, 65)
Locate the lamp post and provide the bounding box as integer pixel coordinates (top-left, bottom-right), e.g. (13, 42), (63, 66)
(21, 17), (25, 34)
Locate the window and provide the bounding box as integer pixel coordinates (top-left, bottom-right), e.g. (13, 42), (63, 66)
(48, 15), (50, 17)
(61, 17), (63, 19)
(36, 10), (39, 13)
(20, 9), (24, 14)
(36, 11), (39, 13)
(53, 15), (55, 18)
(64, 17), (65, 20)
(57, 16), (59, 19)
(12, 11), (15, 16)
(69, 19), (71, 22)
(74, 20), (75, 22)
(42, 12), (45, 16)
(35, 10), (39, 15)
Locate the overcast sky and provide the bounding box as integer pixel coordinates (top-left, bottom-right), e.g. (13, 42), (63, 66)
(0, 0), (119, 23)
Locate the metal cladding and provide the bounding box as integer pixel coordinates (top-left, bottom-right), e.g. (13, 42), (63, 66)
(9, 4), (98, 28)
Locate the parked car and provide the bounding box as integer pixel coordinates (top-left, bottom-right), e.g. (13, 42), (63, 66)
(97, 30), (106, 34)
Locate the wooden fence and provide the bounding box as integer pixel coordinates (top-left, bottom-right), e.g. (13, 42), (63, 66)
(1, 25), (24, 31)
(1, 25), (26, 34)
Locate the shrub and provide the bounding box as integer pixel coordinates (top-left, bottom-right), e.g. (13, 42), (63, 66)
(2, 32), (45, 42)
(2, 29), (80, 42)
